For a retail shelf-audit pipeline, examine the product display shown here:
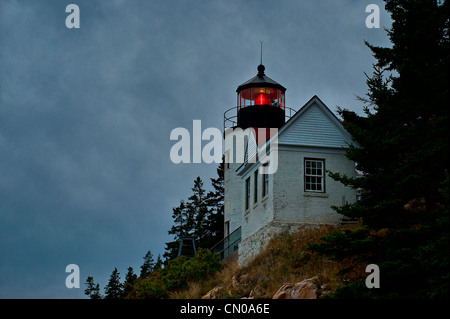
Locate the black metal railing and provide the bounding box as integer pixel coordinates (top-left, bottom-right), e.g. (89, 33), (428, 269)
(210, 227), (241, 260)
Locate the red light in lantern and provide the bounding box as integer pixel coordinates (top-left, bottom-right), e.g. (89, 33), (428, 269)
(255, 93), (266, 105)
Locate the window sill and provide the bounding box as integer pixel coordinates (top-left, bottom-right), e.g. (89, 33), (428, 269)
(303, 192), (328, 198)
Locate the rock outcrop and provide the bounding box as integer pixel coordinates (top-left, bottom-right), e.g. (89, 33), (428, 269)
(202, 286), (226, 299)
(203, 275), (321, 299)
(272, 277), (320, 299)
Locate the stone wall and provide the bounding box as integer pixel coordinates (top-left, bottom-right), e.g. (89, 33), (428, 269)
(238, 220), (324, 266)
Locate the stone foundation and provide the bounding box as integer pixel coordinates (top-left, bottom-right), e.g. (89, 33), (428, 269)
(237, 220), (332, 267)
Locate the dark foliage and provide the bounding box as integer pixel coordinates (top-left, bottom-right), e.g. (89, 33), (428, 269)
(310, 0), (449, 299)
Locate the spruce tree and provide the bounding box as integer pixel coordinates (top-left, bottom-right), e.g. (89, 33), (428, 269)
(154, 254), (164, 270)
(205, 160), (225, 248)
(104, 268), (123, 299)
(165, 200), (190, 260)
(189, 177), (209, 247)
(140, 250), (154, 278)
(164, 163), (225, 260)
(84, 276), (102, 299)
(123, 267), (137, 299)
(164, 177), (207, 260)
(310, 0), (449, 298)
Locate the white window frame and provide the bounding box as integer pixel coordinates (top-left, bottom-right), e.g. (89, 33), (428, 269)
(304, 158), (325, 193)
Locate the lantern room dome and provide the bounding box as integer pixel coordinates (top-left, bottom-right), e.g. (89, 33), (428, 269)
(236, 64), (286, 93)
(237, 64), (286, 109)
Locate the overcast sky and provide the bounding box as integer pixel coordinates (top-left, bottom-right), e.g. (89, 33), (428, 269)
(0, 0), (391, 298)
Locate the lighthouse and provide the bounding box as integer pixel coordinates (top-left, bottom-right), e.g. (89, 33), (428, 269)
(216, 58), (358, 267)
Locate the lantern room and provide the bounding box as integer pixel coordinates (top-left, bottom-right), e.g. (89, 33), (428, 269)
(238, 86), (285, 108)
(235, 64), (286, 129)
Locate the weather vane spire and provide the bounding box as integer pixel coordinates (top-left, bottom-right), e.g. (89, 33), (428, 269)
(260, 41), (263, 65)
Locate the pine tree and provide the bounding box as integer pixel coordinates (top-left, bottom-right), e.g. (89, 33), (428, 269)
(104, 268), (123, 299)
(310, 0), (449, 298)
(140, 250), (154, 278)
(84, 276), (102, 299)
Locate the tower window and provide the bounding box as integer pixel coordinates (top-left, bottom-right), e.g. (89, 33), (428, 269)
(262, 164), (269, 197)
(245, 177), (251, 211)
(254, 170), (258, 204)
(225, 221), (230, 237)
(304, 159), (325, 192)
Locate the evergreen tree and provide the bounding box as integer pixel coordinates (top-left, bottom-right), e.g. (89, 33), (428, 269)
(140, 250), (154, 278)
(123, 267), (137, 299)
(310, 0), (449, 298)
(154, 254), (164, 270)
(84, 276), (102, 299)
(164, 163), (225, 260)
(104, 268), (123, 299)
(170, 200), (191, 237)
(205, 160), (225, 248)
(165, 200), (190, 260)
(164, 178), (207, 260)
(189, 177), (209, 247)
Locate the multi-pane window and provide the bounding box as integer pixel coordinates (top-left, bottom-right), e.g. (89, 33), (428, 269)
(254, 170), (258, 204)
(245, 177), (251, 211)
(304, 159), (325, 192)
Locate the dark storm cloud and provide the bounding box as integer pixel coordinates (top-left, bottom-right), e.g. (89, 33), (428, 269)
(0, 0), (390, 297)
